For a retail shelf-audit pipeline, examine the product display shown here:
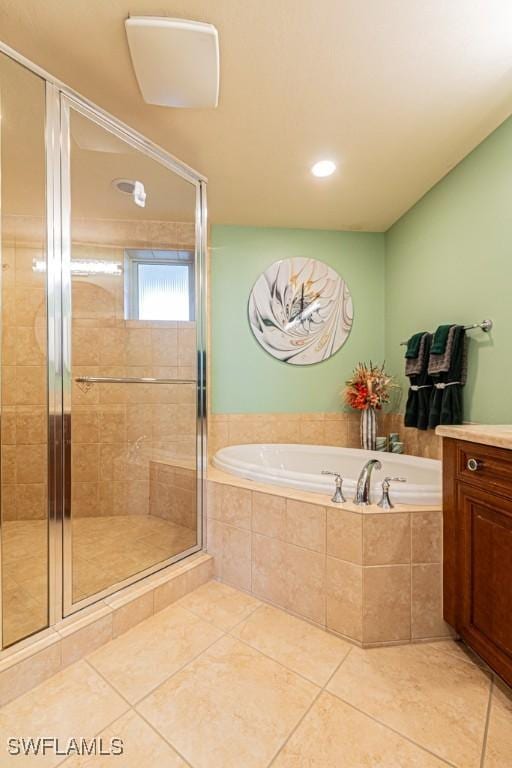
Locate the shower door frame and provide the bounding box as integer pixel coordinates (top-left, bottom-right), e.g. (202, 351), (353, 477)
(0, 41), (208, 636)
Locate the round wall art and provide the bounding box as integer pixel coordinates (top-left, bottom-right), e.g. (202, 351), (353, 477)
(248, 257), (353, 365)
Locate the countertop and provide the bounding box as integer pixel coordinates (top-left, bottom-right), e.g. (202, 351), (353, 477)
(436, 424), (512, 450)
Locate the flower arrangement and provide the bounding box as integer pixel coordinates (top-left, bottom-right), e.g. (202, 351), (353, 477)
(344, 362), (394, 411)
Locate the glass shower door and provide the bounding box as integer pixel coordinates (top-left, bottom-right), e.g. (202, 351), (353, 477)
(0, 53), (49, 646)
(62, 101), (204, 613)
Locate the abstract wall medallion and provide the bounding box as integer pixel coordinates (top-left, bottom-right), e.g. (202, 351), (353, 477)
(248, 257), (353, 365)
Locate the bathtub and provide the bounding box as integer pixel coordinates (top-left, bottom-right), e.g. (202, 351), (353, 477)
(213, 444), (441, 506)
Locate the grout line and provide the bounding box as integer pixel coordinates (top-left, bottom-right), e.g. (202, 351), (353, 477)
(266, 647), (354, 767)
(266, 687), (322, 767)
(325, 686), (459, 768)
(227, 632), (326, 689)
(428, 639), (490, 671)
(86, 617), (227, 709)
(134, 706), (195, 767)
(53, 706), (133, 768)
(83, 658), (138, 711)
(84, 659), (194, 768)
(480, 676), (494, 768)
(177, 592), (262, 634)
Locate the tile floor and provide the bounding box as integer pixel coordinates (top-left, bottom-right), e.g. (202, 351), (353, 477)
(2, 517), (196, 646)
(0, 579), (510, 767)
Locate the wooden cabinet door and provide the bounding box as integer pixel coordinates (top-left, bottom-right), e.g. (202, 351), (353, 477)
(458, 483), (512, 686)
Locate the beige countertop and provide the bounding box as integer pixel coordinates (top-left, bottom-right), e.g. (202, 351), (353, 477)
(436, 424), (512, 450)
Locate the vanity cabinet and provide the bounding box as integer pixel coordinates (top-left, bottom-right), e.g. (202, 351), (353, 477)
(443, 438), (512, 686)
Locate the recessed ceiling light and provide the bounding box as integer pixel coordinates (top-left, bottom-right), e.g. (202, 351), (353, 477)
(311, 160), (336, 178)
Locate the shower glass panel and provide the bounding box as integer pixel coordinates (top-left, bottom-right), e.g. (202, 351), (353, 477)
(0, 54), (49, 645)
(64, 105), (201, 612)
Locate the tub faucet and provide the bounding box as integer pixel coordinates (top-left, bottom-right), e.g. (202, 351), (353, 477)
(354, 459), (382, 505)
(377, 476), (407, 510)
(321, 471), (346, 503)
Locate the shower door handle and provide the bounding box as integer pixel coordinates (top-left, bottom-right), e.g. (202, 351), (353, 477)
(75, 376), (196, 385)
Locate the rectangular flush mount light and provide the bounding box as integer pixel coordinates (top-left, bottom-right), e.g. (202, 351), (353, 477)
(125, 16), (220, 108)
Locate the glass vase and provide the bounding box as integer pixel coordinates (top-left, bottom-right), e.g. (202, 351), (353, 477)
(360, 407), (377, 450)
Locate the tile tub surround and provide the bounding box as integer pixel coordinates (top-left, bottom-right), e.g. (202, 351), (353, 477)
(0, 579), (509, 768)
(149, 458), (197, 530)
(208, 412), (360, 457)
(0, 552), (213, 708)
(209, 411), (442, 460)
(207, 468), (450, 646)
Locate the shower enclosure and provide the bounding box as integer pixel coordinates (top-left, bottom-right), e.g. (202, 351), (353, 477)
(0, 44), (207, 648)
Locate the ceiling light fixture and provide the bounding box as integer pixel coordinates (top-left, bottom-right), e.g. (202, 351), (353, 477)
(311, 160), (336, 178)
(33, 259), (122, 276)
(125, 17), (220, 108)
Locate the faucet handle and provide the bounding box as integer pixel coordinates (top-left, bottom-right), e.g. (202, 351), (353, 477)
(377, 477), (407, 509)
(321, 471), (346, 504)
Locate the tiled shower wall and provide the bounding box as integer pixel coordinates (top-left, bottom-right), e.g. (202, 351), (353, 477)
(1, 217), (48, 521)
(1, 215), (198, 521)
(71, 218), (197, 518)
(209, 412), (442, 460)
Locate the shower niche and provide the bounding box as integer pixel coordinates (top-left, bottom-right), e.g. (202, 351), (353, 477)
(0, 48), (207, 648)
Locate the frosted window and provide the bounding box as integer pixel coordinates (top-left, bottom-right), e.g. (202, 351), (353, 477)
(138, 263), (190, 321)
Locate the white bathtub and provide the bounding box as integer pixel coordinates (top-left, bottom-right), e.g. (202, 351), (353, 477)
(213, 444), (441, 506)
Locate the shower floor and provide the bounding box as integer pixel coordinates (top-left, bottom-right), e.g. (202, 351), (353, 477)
(2, 515), (196, 646)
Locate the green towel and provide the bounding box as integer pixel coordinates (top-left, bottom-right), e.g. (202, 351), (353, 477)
(430, 324), (452, 355)
(405, 332), (426, 359)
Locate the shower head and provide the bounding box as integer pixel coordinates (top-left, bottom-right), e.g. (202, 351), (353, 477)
(112, 178), (147, 208)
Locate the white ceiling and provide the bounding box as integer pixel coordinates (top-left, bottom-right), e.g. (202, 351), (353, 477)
(0, 0), (511, 231)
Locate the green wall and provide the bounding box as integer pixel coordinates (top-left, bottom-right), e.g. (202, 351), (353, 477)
(385, 114), (512, 424)
(211, 115), (512, 421)
(211, 226), (385, 413)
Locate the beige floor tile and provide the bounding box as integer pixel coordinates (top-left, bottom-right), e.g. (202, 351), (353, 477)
(138, 634), (319, 768)
(327, 642), (491, 767)
(61, 710), (187, 767)
(430, 639), (485, 668)
(176, 580), (261, 630)
(0, 661), (128, 768)
(232, 604), (351, 686)
(88, 604), (223, 703)
(484, 679), (512, 767)
(273, 691), (448, 767)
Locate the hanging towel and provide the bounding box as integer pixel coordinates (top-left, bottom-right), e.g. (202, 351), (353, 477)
(430, 324), (452, 355)
(405, 332), (426, 359)
(428, 325), (467, 428)
(404, 333), (433, 430)
(428, 325), (457, 376)
(406, 332), (428, 377)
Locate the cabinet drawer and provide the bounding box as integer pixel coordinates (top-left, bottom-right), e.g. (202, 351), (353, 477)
(457, 441), (512, 497)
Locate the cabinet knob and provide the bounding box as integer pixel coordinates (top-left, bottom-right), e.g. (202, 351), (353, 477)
(467, 458), (483, 472)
